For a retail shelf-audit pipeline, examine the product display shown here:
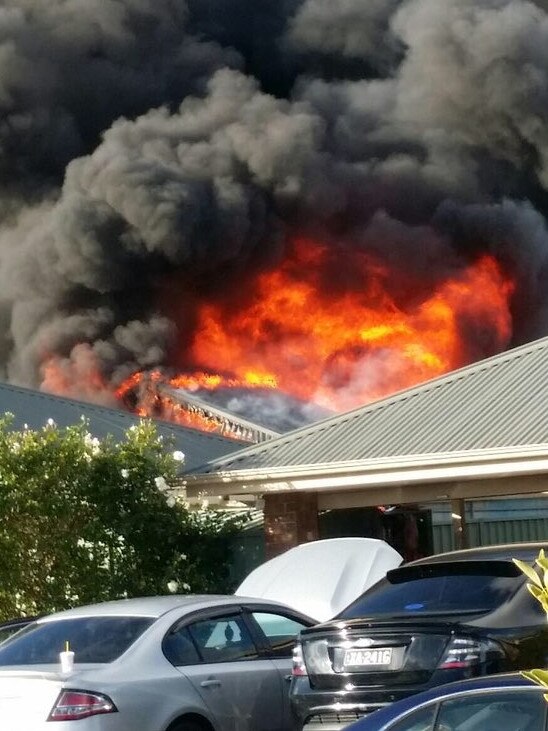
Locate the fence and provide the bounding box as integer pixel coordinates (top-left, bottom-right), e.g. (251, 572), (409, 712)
(433, 517), (548, 553)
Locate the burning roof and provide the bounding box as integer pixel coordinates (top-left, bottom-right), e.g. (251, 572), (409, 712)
(115, 370), (333, 441)
(157, 386), (280, 443)
(0, 0), (546, 433)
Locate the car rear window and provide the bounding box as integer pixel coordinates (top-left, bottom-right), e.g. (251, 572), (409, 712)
(338, 560), (526, 619)
(0, 616), (154, 665)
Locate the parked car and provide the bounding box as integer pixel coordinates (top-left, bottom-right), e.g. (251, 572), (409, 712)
(290, 542), (548, 731)
(236, 538), (403, 622)
(0, 594), (315, 730)
(345, 672), (548, 731)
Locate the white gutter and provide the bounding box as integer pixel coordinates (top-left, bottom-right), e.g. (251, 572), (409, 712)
(177, 443), (548, 498)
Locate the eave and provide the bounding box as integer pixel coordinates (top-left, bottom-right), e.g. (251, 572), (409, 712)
(175, 444), (548, 508)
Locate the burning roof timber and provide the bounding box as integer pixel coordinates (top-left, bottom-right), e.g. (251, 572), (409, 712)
(115, 370), (333, 442)
(157, 384), (280, 444)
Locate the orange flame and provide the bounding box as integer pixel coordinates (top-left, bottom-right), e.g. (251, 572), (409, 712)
(183, 238), (514, 411)
(42, 237), (515, 434)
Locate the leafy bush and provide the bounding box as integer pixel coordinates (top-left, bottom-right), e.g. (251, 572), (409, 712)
(514, 549), (548, 696)
(0, 415), (244, 620)
(513, 549), (548, 615)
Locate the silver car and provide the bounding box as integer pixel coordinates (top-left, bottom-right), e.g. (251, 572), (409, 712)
(0, 595), (315, 730)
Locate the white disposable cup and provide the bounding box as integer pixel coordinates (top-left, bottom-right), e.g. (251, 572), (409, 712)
(59, 650), (75, 673)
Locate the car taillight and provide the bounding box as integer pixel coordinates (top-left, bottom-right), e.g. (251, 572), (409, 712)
(47, 690), (117, 722)
(292, 642), (308, 677)
(438, 636), (503, 670)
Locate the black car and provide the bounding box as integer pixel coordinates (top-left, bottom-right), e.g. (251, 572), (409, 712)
(290, 542), (548, 731)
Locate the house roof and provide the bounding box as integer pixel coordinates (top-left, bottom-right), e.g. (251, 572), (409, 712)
(187, 335), (548, 475)
(0, 381), (244, 470)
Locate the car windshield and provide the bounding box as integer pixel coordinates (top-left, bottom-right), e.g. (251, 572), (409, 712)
(338, 560), (526, 619)
(0, 615), (154, 665)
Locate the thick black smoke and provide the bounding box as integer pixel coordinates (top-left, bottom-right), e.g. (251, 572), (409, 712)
(2, 0), (548, 420)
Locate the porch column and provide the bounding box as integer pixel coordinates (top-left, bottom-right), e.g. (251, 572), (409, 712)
(263, 492), (319, 559)
(451, 498), (468, 550)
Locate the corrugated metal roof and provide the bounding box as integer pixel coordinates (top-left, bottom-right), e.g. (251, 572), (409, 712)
(0, 381), (244, 470)
(191, 336), (548, 474)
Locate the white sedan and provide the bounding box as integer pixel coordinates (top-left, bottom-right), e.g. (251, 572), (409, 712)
(0, 595), (315, 730)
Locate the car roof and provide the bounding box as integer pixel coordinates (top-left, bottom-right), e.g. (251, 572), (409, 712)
(424, 672), (536, 694)
(391, 672), (541, 710)
(36, 594), (301, 622)
(359, 673), (541, 730)
(408, 542), (548, 566)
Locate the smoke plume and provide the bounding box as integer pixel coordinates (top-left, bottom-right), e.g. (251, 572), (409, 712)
(1, 0), (548, 424)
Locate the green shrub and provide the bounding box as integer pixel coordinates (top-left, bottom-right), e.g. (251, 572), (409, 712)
(0, 415), (243, 620)
(514, 549), (548, 696)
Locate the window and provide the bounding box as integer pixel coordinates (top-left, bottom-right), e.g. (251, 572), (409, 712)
(340, 561), (524, 619)
(387, 705), (436, 731)
(434, 690), (546, 731)
(163, 626), (201, 666)
(251, 612), (309, 658)
(0, 616), (154, 665)
(187, 615), (258, 663)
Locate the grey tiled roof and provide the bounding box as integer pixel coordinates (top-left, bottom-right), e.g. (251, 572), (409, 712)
(0, 382), (244, 470)
(191, 336), (548, 474)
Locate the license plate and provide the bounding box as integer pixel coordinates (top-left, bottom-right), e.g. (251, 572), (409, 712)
(343, 648), (392, 667)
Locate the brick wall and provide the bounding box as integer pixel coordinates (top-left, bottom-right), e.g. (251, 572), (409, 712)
(263, 492), (319, 559)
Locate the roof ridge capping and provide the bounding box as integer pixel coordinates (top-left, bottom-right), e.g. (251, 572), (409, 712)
(191, 334), (548, 473)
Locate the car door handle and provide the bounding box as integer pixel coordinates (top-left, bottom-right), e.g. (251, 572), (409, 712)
(200, 679), (222, 688)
